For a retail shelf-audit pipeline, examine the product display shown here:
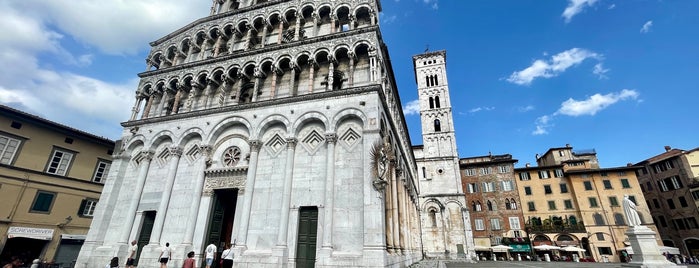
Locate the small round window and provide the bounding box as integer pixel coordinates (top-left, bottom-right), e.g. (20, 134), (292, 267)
(438, 169), (444, 174)
(222, 146), (242, 167)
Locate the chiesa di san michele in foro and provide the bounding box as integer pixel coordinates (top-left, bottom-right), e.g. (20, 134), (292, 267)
(76, 0), (474, 267)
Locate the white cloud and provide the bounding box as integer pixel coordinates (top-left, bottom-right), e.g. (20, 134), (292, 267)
(7, 0), (207, 55)
(507, 48), (601, 85)
(640, 20), (653, 33)
(381, 13), (398, 24)
(469, 107), (495, 113)
(518, 105), (535, 112)
(562, 0), (599, 23)
(403, 99), (421, 115)
(608, 4), (616, 9)
(556, 89), (640, 116)
(593, 63), (609, 79)
(422, 0), (439, 10)
(532, 115), (553, 135)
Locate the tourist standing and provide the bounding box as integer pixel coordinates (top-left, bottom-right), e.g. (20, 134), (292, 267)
(126, 240), (138, 268)
(182, 251), (196, 268)
(221, 244), (234, 268)
(204, 243), (217, 268)
(159, 242), (172, 268)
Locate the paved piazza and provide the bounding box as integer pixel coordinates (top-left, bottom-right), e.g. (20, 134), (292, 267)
(442, 261), (699, 268)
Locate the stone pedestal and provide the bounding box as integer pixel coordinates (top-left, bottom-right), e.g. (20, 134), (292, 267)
(622, 226), (683, 268)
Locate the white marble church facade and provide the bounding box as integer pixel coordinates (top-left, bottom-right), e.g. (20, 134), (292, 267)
(75, 0), (422, 267)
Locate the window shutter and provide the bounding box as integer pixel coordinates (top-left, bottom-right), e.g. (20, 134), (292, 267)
(78, 199), (87, 216)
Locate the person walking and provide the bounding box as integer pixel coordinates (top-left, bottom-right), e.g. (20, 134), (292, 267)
(221, 244), (233, 268)
(3, 257), (23, 268)
(126, 240), (138, 268)
(182, 251), (196, 268)
(159, 242), (172, 268)
(204, 242), (217, 268)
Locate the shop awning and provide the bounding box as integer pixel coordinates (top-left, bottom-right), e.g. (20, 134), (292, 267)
(7, 226), (54, 240)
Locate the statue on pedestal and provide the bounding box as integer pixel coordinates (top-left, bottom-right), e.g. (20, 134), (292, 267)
(623, 195), (642, 227)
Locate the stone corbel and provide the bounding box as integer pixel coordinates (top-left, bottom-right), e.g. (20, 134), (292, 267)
(253, 67), (266, 79)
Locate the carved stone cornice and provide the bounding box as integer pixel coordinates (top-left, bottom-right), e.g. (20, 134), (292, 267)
(203, 175), (246, 196)
(286, 138), (298, 148)
(249, 140), (262, 152)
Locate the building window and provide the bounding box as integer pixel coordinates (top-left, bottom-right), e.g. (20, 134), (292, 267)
(487, 200), (496, 211)
(560, 183), (568, 193)
(614, 213), (625, 225)
(679, 196), (688, 208)
(501, 180), (514, 191)
(429, 209), (437, 227)
(509, 217), (521, 230)
(686, 217), (698, 229)
(628, 195), (637, 204)
(664, 160), (674, 170)
(527, 201), (536, 211)
(609, 196), (619, 207)
(564, 199), (573, 209)
(0, 134), (22, 164)
(670, 176), (683, 189)
(524, 186), (532, 195)
(554, 169), (564, 178)
(465, 168), (476, 176)
(513, 230), (522, 238)
(482, 181), (496, 192)
(490, 218), (501, 230)
(621, 179), (631, 188)
(548, 200), (557, 210)
(422, 167), (426, 178)
(475, 201), (482, 212)
(30, 191), (56, 213)
(584, 181), (593, 190)
(429, 97), (434, 109)
(653, 199), (660, 208)
(645, 181), (653, 191)
(538, 170), (550, 179)
(658, 180), (669, 192)
(596, 233), (605, 241)
(593, 213), (605, 225)
(46, 148), (75, 176)
(657, 216), (668, 228)
(78, 199), (98, 217)
(544, 185), (552, 194)
(589, 197), (599, 207)
(480, 167), (493, 175)
(598, 247), (613, 255)
(498, 166), (510, 173)
(692, 190), (699, 201)
(92, 160), (112, 183)
(475, 219), (485, 230)
(603, 180), (612, 189)
(667, 199), (676, 209)
(434, 119), (441, 132)
(467, 183), (478, 193)
(509, 199), (518, 210)
(435, 95), (441, 108)
(519, 172), (530, 181)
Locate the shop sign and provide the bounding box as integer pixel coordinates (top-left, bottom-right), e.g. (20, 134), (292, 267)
(7, 226), (54, 240)
(510, 244), (532, 252)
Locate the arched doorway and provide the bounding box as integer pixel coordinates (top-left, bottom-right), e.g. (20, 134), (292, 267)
(684, 238), (699, 257)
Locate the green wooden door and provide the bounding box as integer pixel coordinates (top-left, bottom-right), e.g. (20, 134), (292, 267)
(296, 207), (318, 268)
(135, 211), (155, 266)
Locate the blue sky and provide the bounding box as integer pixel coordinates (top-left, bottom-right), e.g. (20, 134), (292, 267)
(1, 0), (697, 167)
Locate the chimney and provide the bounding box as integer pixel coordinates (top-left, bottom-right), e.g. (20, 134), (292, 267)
(664, 146), (671, 152)
(525, 163), (531, 168)
(566, 144), (571, 148)
(627, 163), (633, 167)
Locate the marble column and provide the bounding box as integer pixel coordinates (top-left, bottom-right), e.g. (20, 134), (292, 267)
(244, 25), (255, 51)
(204, 79), (219, 109)
(330, 15), (336, 33)
(321, 134), (337, 249)
(276, 138), (297, 246)
(130, 96), (143, 121)
(157, 88), (171, 116)
(385, 176), (394, 253)
(390, 162), (400, 253)
(307, 59), (315, 93)
(251, 68), (264, 102)
(213, 34), (224, 57)
(277, 20), (284, 44)
(141, 94), (155, 119)
(171, 85), (184, 114)
(260, 20), (269, 48)
(294, 13), (301, 41)
(186, 82), (203, 112)
(289, 63), (297, 96)
(119, 151), (154, 243)
(348, 51), (355, 87)
(327, 55), (335, 91)
(270, 66), (279, 99)
(312, 12), (319, 37)
(237, 140), (261, 245)
(183, 145), (212, 244)
(149, 146), (183, 244)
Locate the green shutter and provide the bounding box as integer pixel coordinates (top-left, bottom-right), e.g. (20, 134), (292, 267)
(77, 199), (87, 216)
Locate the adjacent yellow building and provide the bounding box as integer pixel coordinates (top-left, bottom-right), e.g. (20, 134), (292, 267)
(0, 105), (114, 266)
(516, 145), (659, 262)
